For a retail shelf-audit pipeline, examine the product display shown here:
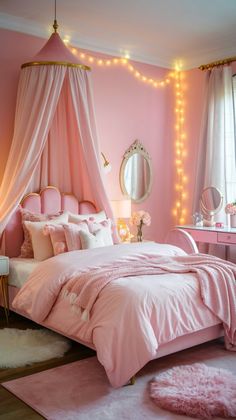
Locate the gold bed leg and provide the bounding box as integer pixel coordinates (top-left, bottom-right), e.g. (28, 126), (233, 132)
(125, 375), (136, 386)
(130, 375), (136, 385)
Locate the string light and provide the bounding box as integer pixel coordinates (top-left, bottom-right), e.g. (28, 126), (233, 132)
(67, 44), (188, 224)
(69, 46), (174, 88)
(172, 65), (188, 225)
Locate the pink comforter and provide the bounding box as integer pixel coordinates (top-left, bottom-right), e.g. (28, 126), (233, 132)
(12, 242), (235, 387)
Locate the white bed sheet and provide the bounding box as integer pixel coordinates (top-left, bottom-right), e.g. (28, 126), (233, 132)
(9, 258), (39, 288)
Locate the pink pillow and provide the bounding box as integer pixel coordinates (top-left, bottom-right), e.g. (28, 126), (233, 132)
(43, 224), (68, 256)
(63, 222), (89, 251)
(23, 213), (68, 261)
(20, 208), (61, 258)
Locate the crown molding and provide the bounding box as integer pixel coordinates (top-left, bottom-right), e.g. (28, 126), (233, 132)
(1, 13), (235, 71)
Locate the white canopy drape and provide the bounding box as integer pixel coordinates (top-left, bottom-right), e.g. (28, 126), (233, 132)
(0, 32), (117, 241)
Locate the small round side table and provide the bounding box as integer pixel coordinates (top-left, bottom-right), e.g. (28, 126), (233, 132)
(0, 256), (10, 324)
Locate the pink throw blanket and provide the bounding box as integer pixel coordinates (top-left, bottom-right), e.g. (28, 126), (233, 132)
(63, 253), (236, 349)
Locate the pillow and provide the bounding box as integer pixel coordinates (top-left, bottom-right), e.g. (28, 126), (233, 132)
(20, 208), (62, 258)
(23, 213), (69, 261)
(43, 224), (68, 256)
(87, 218), (114, 246)
(63, 222), (90, 251)
(68, 210), (106, 224)
(79, 229), (107, 250)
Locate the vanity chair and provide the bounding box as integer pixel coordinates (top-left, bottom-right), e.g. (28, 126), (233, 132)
(165, 229), (199, 254)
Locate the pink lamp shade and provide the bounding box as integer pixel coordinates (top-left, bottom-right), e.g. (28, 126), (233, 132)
(111, 199), (131, 219)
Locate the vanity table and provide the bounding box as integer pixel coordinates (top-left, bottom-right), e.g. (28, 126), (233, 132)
(176, 225), (236, 258)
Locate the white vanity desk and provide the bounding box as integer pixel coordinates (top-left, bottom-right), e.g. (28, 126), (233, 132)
(177, 225), (236, 259)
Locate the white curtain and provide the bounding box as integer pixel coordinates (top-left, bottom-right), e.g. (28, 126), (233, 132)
(193, 65), (236, 224)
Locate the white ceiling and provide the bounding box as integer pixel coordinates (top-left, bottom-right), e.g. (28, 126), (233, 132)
(0, 0), (236, 70)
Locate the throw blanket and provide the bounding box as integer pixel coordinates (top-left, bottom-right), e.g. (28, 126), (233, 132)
(63, 253), (236, 349)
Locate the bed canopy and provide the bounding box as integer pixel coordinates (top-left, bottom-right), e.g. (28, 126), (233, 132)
(0, 20), (117, 243)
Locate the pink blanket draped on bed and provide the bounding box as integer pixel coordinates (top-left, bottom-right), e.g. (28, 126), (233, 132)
(62, 252), (236, 349)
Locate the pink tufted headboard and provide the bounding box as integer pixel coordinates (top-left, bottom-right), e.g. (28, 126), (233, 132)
(4, 186), (97, 258)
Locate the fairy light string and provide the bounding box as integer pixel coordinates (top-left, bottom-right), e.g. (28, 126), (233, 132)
(69, 46), (188, 224)
(172, 66), (188, 225)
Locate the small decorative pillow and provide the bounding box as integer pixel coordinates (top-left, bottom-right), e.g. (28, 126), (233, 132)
(20, 208), (62, 258)
(23, 213), (69, 261)
(63, 222), (90, 251)
(68, 210), (106, 224)
(43, 224), (68, 256)
(79, 229), (107, 250)
(87, 218), (114, 246)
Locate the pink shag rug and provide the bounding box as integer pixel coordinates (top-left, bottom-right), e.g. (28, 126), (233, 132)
(150, 363), (236, 419)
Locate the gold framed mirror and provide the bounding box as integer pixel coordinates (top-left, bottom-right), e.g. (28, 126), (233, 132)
(119, 140), (153, 203)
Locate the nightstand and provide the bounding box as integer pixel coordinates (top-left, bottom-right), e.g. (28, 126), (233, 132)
(0, 256), (9, 323)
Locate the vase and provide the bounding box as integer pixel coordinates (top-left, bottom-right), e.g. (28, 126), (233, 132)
(230, 214), (236, 228)
(137, 223), (143, 242)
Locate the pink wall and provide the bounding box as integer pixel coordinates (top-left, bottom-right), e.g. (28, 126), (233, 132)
(0, 28), (206, 242)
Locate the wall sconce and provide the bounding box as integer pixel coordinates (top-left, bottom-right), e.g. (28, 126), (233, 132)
(111, 199), (132, 242)
(101, 152), (112, 173)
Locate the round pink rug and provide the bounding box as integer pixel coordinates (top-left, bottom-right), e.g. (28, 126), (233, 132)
(149, 363), (236, 419)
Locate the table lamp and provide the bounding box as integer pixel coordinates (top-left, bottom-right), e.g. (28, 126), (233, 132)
(111, 199), (132, 242)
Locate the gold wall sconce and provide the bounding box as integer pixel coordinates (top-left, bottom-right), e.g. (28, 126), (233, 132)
(101, 152), (112, 173)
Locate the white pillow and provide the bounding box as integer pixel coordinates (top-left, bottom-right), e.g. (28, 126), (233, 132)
(79, 230), (107, 249)
(68, 210), (106, 224)
(24, 213), (69, 261)
(88, 219), (113, 246)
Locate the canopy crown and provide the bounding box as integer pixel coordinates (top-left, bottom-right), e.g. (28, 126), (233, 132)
(22, 32), (90, 71)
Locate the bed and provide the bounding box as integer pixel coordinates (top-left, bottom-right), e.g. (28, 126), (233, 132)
(1, 186), (229, 388)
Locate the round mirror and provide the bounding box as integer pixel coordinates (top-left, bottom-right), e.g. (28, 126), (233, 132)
(120, 140), (152, 203)
(200, 186), (223, 225)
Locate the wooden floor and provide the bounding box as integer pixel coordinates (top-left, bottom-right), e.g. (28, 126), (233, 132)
(0, 308), (96, 419)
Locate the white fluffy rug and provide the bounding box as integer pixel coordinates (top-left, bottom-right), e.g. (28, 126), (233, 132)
(0, 328), (71, 368)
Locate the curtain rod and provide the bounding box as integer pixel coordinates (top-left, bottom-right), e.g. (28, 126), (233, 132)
(199, 55), (236, 71)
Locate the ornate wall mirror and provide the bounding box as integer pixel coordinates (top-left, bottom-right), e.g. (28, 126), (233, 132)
(119, 140), (153, 203)
(200, 186), (223, 226)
